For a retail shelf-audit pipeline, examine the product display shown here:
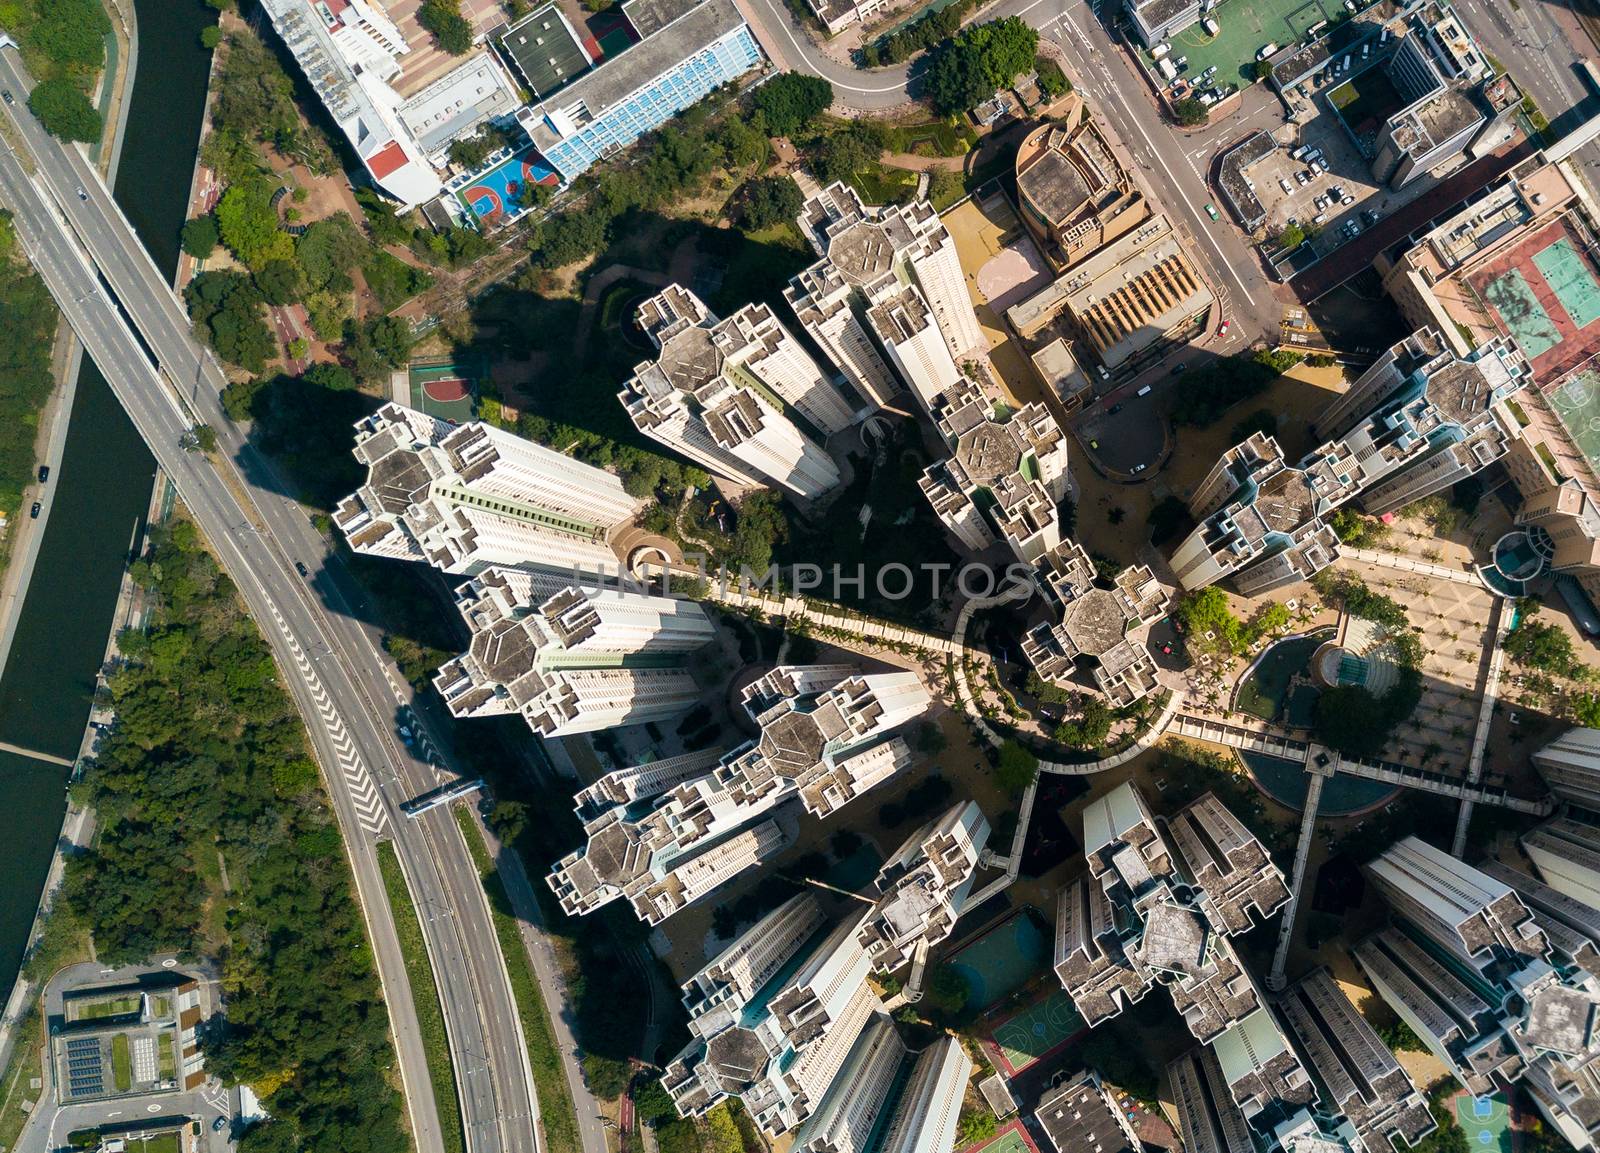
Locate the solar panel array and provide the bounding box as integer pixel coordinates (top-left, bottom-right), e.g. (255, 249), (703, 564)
(64, 1037), (104, 1098)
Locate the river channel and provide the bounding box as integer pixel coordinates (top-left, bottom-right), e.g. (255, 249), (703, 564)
(0, 0), (213, 1000)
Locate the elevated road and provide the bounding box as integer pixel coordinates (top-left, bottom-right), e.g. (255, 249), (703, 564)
(0, 48), (543, 1153)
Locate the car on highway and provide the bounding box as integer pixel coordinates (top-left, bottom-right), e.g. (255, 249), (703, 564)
(1131, 463), (1148, 474)
(1, 91), (11, 106)
(29, 501), (40, 518)
(1218, 319), (1230, 335)
(37, 465), (48, 483)
(76, 187), (87, 201)
(295, 560), (309, 578)
(1171, 362), (1187, 375)
(1107, 403), (1123, 415)
(1204, 203), (1220, 221)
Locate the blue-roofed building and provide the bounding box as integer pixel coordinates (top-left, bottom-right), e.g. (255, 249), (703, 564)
(516, 0), (763, 183)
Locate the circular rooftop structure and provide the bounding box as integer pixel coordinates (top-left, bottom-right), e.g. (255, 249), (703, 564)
(1491, 527), (1551, 583)
(660, 325), (724, 392)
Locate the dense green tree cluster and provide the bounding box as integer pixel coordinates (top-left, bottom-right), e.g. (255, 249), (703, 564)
(1310, 569), (1409, 631)
(185, 271), (274, 374)
(516, 412), (708, 499)
(1170, 349), (1301, 427)
(66, 519), (408, 1153)
(923, 17), (1038, 115)
(1175, 587), (1289, 656)
(181, 215), (220, 261)
(363, 249), (434, 312)
(735, 175), (803, 232)
(860, 0), (979, 66)
(27, 77), (100, 142)
(1172, 97), (1208, 126)
(419, 0), (473, 54)
(750, 74), (834, 136)
(446, 123), (516, 170)
(216, 181), (295, 270)
(1327, 506), (1388, 547)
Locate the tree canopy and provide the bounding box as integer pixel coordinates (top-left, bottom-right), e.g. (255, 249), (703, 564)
(923, 17), (1038, 115)
(736, 175), (803, 232)
(1172, 97), (1208, 126)
(181, 215), (219, 260)
(751, 74), (834, 136)
(216, 181), (295, 270)
(185, 270), (274, 373)
(418, 0), (473, 54)
(27, 77), (101, 142)
(67, 519), (409, 1153)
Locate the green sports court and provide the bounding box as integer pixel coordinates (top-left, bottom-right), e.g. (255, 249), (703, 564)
(407, 355), (486, 423)
(1154, 0), (1347, 87)
(1548, 368), (1600, 471)
(986, 988), (1086, 1076)
(962, 1121), (1042, 1153)
(1455, 1091), (1514, 1153)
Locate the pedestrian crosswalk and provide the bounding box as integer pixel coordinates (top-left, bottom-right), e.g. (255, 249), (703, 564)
(266, 597), (389, 836)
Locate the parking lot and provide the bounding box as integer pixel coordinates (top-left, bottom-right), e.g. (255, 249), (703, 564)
(1141, 0), (1359, 90)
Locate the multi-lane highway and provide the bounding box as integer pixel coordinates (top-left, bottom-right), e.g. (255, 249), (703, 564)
(0, 47), (545, 1153)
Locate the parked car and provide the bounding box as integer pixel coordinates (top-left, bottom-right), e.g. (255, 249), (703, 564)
(37, 465), (48, 483)
(30, 501), (40, 519)
(1341, 193), (1356, 206)
(1204, 203), (1220, 221)
(1295, 170), (1311, 186)
(1108, 403), (1123, 415)
(1171, 362), (1188, 375)
(1218, 319), (1230, 335)
(1131, 463), (1148, 474)
(1, 91), (12, 106)
(1279, 177), (1294, 193)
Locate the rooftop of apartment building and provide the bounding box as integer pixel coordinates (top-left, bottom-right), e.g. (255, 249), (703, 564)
(1035, 1072), (1138, 1153)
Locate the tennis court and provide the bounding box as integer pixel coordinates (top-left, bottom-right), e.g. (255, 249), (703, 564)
(457, 148), (559, 226)
(1455, 1091), (1513, 1153)
(961, 1120), (1042, 1153)
(1162, 0), (1343, 85)
(1484, 268), (1562, 359)
(946, 911), (1049, 1011)
(409, 356), (484, 422)
(987, 988), (1086, 1076)
(1533, 238), (1600, 329)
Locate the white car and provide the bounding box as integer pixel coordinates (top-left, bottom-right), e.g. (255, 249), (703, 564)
(1131, 463), (1148, 474)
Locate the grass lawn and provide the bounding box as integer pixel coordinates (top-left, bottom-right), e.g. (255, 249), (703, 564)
(157, 1035), (176, 1081)
(881, 118), (976, 157)
(111, 1033), (132, 1093)
(378, 841), (466, 1153)
(453, 806), (581, 1153)
(847, 164), (918, 206)
(137, 1132), (181, 1153)
(73, 994), (141, 1021)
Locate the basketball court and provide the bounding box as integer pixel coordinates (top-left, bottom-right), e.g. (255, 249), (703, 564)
(960, 1120), (1042, 1153)
(408, 356), (484, 423)
(457, 148), (560, 228)
(1454, 1091), (1514, 1153)
(986, 988), (1086, 1077)
(1547, 367), (1600, 472)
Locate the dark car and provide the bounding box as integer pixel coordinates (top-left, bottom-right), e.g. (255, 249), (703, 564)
(213, 1116), (227, 1132)
(37, 465), (48, 483)
(1, 91), (12, 106)
(29, 501), (40, 519)
(295, 561), (309, 578)
(1107, 403), (1123, 415)
(1171, 362), (1188, 375)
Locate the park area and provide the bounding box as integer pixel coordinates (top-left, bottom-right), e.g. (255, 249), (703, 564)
(1151, 0), (1347, 86)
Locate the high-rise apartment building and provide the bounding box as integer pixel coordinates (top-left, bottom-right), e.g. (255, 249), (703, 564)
(1522, 818), (1600, 911)
(664, 906), (883, 1133)
(622, 285), (842, 499)
(334, 403), (641, 578)
(549, 665), (931, 922)
(857, 802), (990, 973)
(792, 1014), (906, 1153)
(917, 375), (1072, 562)
(1023, 542), (1168, 705)
(1171, 330), (1530, 593)
(1273, 968), (1435, 1152)
(1056, 784), (1289, 1048)
(432, 568), (712, 736)
(1034, 1070), (1143, 1153)
(1533, 726), (1600, 810)
(1478, 858), (1600, 978)
(1357, 838), (1600, 1149)
(876, 1037), (971, 1153)
(787, 184), (985, 406)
